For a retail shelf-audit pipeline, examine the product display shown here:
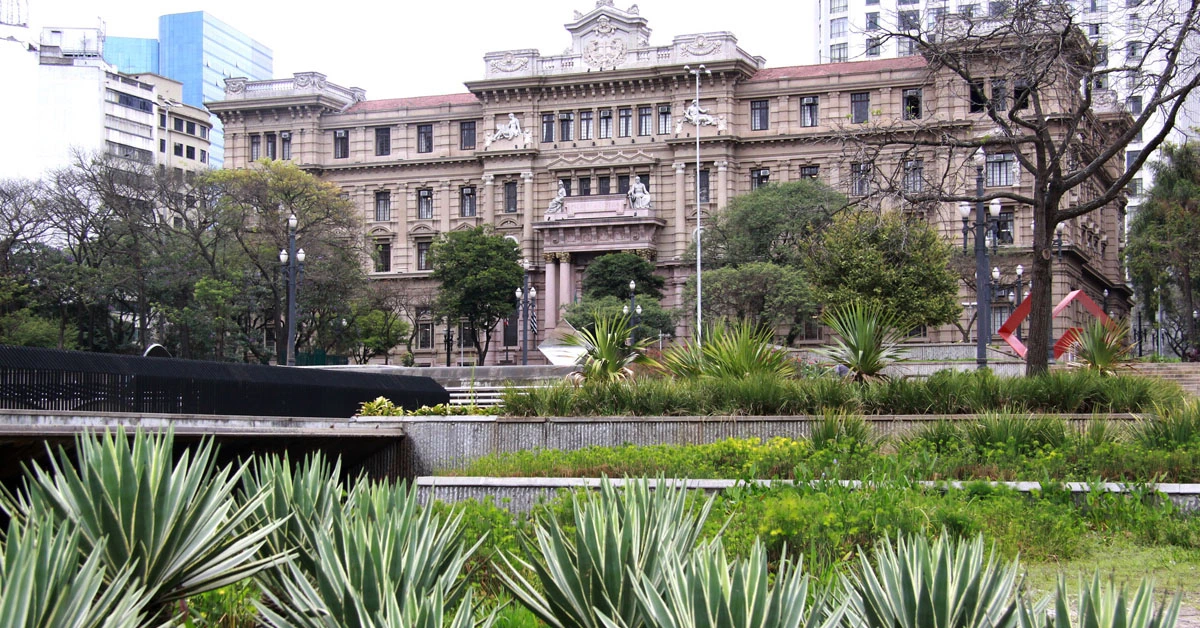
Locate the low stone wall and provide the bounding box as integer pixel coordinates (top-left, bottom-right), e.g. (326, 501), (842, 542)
(389, 413), (1134, 477)
(324, 364), (575, 389)
(416, 476), (1200, 514)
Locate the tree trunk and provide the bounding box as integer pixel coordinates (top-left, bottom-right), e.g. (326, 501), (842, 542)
(1183, 258), (1196, 352)
(1025, 206), (1056, 376)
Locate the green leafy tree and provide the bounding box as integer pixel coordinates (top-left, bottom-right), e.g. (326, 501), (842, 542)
(682, 262), (814, 344)
(348, 306), (411, 365)
(581, 252), (664, 300)
(805, 211), (961, 332)
(700, 179), (847, 268)
(564, 295), (676, 342)
(429, 226), (522, 365)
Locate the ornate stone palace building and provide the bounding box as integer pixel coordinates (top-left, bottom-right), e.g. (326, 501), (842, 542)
(208, 1), (1130, 366)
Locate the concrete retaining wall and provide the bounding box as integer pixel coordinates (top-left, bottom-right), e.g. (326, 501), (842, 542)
(416, 476), (1200, 514)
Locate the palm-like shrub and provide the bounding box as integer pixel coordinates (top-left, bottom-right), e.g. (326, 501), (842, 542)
(840, 534), (1023, 628)
(497, 478), (715, 628)
(258, 479), (482, 628)
(605, 539), (843, 628)
(1069, 319), (1132, 376)
(1131, 400), (1200, 449)
(661, 319), (796, 379)
(814, 302), (908, 383)
(565, 313), (658, 382)
(1014, 573), (1180, 628)
(0, 429), (286, 619)
(0, 520), (149, 628)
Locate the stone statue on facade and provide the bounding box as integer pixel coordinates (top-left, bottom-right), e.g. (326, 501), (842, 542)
(485, 113), (532, 148)
(626, 176), (652, 210)
(675, 99), (726, 133)
(546, 181), (568, 217)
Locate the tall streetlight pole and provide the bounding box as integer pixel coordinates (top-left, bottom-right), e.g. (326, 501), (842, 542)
(623, 279), (640, 345)
(962, 149), (998, 370)
(515, 275), (536, 366)
(443, 317), (454, 367)
(278, 214), (305, 366)
(685, 63), (710, 348)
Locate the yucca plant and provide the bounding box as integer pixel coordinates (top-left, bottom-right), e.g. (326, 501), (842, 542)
(497, 478), (715, 628)
(1131, 400), (1200, 450)
(565, 313), (658, 382)
(840, 534), (1023, 628)
(661, 319), (796, 380)
(1016, 573), (1181, 628)
(1069, 319), (1132, 376)
(603, 538), (843, 628)
(258, 478), (482, 628)
(0, 520), (149, 628)
(0, 429), (287, 620)
(814, 302), (908, 383)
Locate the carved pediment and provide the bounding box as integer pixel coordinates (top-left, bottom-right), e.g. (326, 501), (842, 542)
(565, 2), (651, 69)
(408, 223), (437, 236)
(545, 149), (658, 170)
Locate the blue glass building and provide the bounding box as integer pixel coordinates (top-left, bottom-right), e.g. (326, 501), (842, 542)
(104, 12), (272, 167)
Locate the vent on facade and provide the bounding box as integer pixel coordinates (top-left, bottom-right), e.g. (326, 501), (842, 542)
(335, 130), (347, 138)
(281, 131), (291, 139)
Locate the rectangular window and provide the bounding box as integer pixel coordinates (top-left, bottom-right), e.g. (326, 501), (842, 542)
(579, 177), (591, 196)
(989, 0), (1010, 16)
(418, 189), (433, 219)
(280, 131), (291, 160)
(159, 112), (167, 128)
(542, 113), (555, 142)
(800, 165), (820, 179)
(899, 10), (920, 30)
(375, 191), (391, 222)
(1128, 95), (1143, 114)
(260, 133), (273, 159)
(997, 210), (1015, 244)
(460, 121), (476, 150)
(830, 0), (848, 11)
(159, 139), (166, 153)
(1128, 177), (1143, 196)
(375, 241), (392, 273)
(460, 186), (477, 217)
(831, 17), (848, 38)
(249, 135), (260, 160)
(1014, 80), (1031, 109)
(599, 176), (611, 195)
(504, 181), (518, 212)
(1086, 23), (1102, 37)
(580, 111), (594, 140)
(418, 321), (433, 349)
(559, 178), (572, 196)
(897, 0), (918, 4)
(457, 322), (476, 349)
(903, 159), (924, 192)
(658, 105), (672, 134)
(969, 80), (987, 112)
(334, 130), (349, 159)
(619, 108), (632, 137)
(185, 120), (196, 135)
(200, 149), (207, 163)
(375, 127), (391, 156)
(1126, 149), (1141, 171)
(504, 310), (519, 347)
(991, 79), (1008, 111)
(699, 169), (710, 203)
(174, 117), (185, 132)
(599, 109), (613, 138)
(417, 124), (433, 153)
(638, 106), (652, 135)
(866, 12), (880, 29)
(903, 88), (922, 119)
(830, 43), (848, 62)
(801, 96), (819, 127)
(417, 241), (431, 271)
(199, 125), (208, 139)
(866, 0), (878, 4)
(751, 168), (771, 189)
(751, 100), (770, 131)
(866, 38), (882, 57)
(960, 3), (977, 16)
(618, 175), (631, 194)
(851, 92), (870, 123)
(851, 162), (871, 196)
(986, 152), (1016, 186)
(560, 112), (574, 141)
(186, 145), (196, 160)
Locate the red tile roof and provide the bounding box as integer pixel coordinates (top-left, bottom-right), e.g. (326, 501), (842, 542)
(749, 56), (928, 82)
(346, 92), (478, 112)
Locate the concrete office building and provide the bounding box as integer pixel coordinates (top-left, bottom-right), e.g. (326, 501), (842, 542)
(105, 11), (272, 168)
(210, 1), (1130, 366)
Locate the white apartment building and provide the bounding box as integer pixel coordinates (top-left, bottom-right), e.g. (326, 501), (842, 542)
(814, 0), (1200, 214)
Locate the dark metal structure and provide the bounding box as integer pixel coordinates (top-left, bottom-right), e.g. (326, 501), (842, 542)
(0, 346), (448, 417)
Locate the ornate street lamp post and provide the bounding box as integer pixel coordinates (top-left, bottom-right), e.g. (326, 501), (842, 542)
(278, 214), (305, 366)
(685, 63), (711, 348)
(622, 279), (641, 345)
(443, 318), (454, 367)
(515, 279), (537, 366)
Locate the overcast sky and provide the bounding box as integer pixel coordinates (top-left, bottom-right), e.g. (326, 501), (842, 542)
(31, 0), (820, 99)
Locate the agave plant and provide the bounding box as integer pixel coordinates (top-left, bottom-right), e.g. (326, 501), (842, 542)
(258, 478), (483, 628)
(0, 520), (150, 628)
(661, 319), (796, 379)
(497, 478), (715, 628)
(601, 538), (843, 628)
(1068, 318), (1132, 376)
(565, 312), (658, 382)
(814, 302), (908, 383)
(840, 534), (1023, 628)
(1012, 573), (1180, 628)
(0, 429), (287, 619)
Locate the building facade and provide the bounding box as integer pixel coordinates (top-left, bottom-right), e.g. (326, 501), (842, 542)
(210, 1), (1129, 366)
(104, 11), (273, 168)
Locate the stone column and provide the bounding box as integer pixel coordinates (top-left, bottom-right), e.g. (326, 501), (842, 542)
(543, 253), (558, 330)
(482, 174), (495, 224)
(559, 252), (573, 311)
(522, 172), (535, 260)
(716, 161), (729, 211)
(438, 181), (451, 233)
(673, 162), (687, 259)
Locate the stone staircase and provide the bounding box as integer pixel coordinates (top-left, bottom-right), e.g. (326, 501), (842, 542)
(1132, 363), (1200, 397)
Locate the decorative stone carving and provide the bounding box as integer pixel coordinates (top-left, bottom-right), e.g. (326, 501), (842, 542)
(595, 0), (615, 7)
(226, 78), (246, 94)
(627, 176), (652, 210)
(675, 99), (726, 133)
(627, 4), (640, 15)
(681, 34), (720, 57)
(484, 113), (532, 148)
(546, 181), (567, 217)
(583, 17), (628, 69)
(490, 52), (530, 73)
